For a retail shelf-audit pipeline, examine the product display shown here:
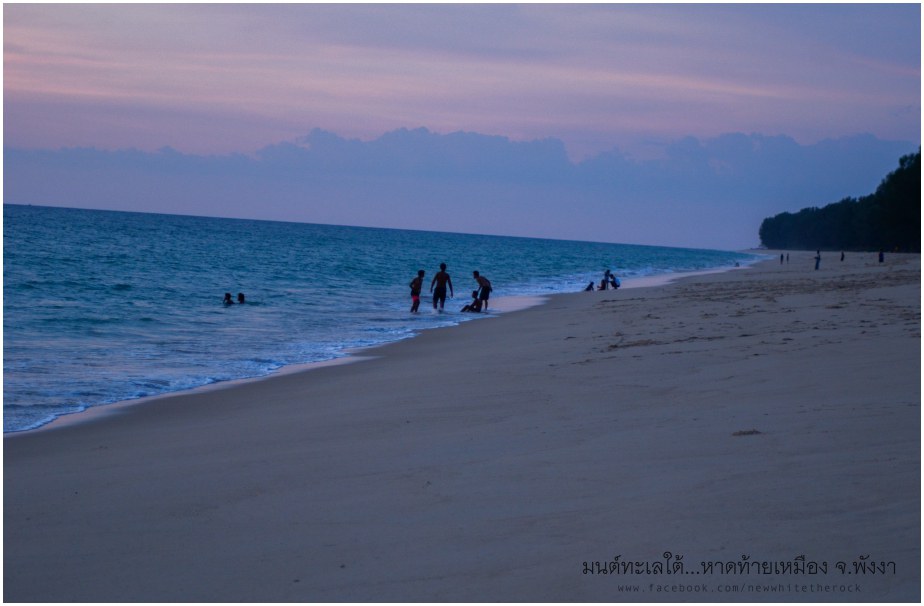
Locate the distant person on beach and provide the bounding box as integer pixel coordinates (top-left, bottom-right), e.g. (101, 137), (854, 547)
(814, 251), (821, 271)
(879, 250), (885, 263)
(237, 293), (246, 304)
(584, 281), (595, 292)
(223, 292), (234, 305)
(786, 253), (790, 263)
(461, 290), (483, 313)
(780, 254), (784, 264)
(841, 251), (845, 262)
(609, 274), (621, 289)
(473, 271), (492, 311)
(409, 269), (425, 313)
(430, 263), (453, 311)
(601, 269), (612, 290)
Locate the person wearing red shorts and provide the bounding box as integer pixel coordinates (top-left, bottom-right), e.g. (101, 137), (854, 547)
(409, 269), (425, 313)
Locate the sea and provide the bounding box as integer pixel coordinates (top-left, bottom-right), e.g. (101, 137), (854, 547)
(4, 204), (761, 433)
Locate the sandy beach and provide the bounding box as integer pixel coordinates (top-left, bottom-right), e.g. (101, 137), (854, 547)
(4, 250), (920, 602)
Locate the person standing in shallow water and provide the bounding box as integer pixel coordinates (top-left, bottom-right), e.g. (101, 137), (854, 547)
(409, 269), (425, 313)
(473, 271), (492, 312)
(430, 263), (453, 311)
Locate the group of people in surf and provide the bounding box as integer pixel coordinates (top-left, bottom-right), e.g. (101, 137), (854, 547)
(408, 263), (492, 314)
(584, 269), (621, 291)
(226, 265), (616, 313)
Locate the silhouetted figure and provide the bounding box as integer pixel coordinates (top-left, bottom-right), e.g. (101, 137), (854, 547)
(430, 263), (453, 311)
(409, 269), (425, 313)
(223, 292), (234, 305)
(237, 293), (246, 304)
(584, 281), (595, 292)
(879, 250), (885, 263)
(814, 251), (821, 271)
(473, 271), (492, 311)
(461, 290), (483, 313)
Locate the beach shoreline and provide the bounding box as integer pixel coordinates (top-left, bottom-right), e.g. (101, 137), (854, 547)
(4, 250), (919, 602)
(15, 263), (757, 436)
(6, 203), (761, 436)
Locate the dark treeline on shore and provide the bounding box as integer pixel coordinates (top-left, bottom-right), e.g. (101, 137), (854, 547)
(759, 149), (920, 252)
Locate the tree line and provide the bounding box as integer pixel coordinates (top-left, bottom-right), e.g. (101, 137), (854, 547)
(759, 149), (920, 252)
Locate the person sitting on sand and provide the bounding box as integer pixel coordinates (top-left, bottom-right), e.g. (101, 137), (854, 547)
(461, 290), (483, 313)
(584, 281), (595, 292)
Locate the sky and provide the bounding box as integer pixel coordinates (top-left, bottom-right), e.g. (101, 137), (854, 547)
(3, 3), (921, 250)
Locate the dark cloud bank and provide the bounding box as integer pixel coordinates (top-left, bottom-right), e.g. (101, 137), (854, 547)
(4, 128), (916, 250)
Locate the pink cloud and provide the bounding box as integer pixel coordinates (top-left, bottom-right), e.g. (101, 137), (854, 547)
(4, 4), (919, 159)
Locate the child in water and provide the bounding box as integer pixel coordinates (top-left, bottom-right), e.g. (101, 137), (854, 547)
(409, 270), (425, 313)
(461, 290), (483, 313)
